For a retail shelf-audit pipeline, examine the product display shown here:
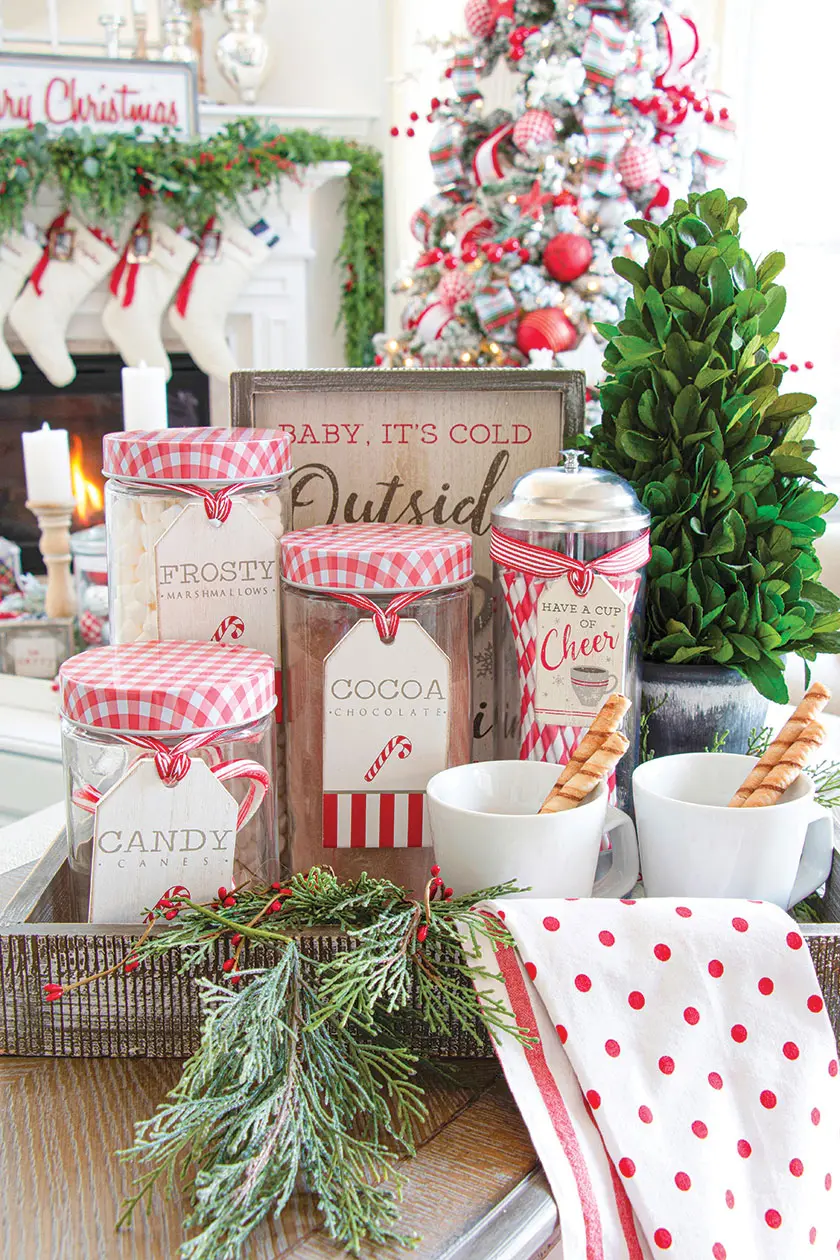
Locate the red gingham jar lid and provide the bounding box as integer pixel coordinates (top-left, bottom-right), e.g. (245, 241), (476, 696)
(103, 428), (292, 483)
(59, 641), (276, 733)
(281, 524), (473, 592)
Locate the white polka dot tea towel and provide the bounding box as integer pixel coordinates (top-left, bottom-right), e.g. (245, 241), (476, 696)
(468, 898), (839, 1259)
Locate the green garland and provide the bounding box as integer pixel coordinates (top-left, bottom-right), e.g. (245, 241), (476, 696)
(0, 119), (384, 366)
(46, 866), (526, 1259)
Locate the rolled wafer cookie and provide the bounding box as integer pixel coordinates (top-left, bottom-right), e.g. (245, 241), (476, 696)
(555, 693), (631, 789)
(540, 731), (630, 814)
(741, 720), (826, 808)
(729, 681), (831, 806)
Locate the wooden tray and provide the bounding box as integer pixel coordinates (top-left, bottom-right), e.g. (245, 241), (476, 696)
(1, 828), (839, 1057)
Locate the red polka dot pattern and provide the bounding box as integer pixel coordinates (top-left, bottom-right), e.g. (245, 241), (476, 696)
(783, 1041), (800, 1060)
(732, 916), (749, 932)
(810, 1227), (817, 1245)
(808, 994), (824, 1013)
(691, 1120), (708, 1139)
(760, 1089), (777, 1109)
(830, 1059), (838, 1077)
(725, 1190), (735, 1209)
(618, 1156), (635, 1177)
(524, 961), (537, 981)
(790, 1158), (804, 1177)
(556, 1023), (568, 1044)
(786, 930), (803, 950)
(653, 1228), (672, 1249)
(628, 990), (646, 1010)
(737, 1139), (752, 1158)
(659, 1055), (675, 1075)
(675, 906), (692, 917)
(730, 1024), (747, 1043)
(639, 1105), (653, 1123)
(758, 977), (774, 995)
(712, 1244), (726, 1259)
(765, 1209), (782, 1229)
(574, 973), (591, 992)
(586, 1089), (601, 1109)
(826, 1173), (833, 1191)
(674, 1171), (691, 1191)
(708, 1071), (723, 1090)
(708, 959), (724, 978)
(683, 1006), (700, 1025)
(598, 929), (615, 947)
(605, 1038), (621, 1058)
(654, 943), (671, 961)
(812, 1108), (821, 1126)
(542, 916), (560, 932)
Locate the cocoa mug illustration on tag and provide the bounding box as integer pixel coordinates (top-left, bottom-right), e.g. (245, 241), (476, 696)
(571, 665), (617, 707)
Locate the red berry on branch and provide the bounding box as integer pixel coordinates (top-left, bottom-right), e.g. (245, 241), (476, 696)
(429, 247), (445, 263)
(444, 887), (454, 900)
(720, 108), (730, 120)
(232, 933), (243, 946)
(218, 887), (227, 899)
(790, 364), (799, 372)
(518, 247), (530, 262)
(406, 128), (415, 137)
(778, 351), (787, 360)
(223, 895), (236, 908)
(430, 864), (441, 876)
(461, 245), (478, 262)
(410, 111), (419, 121)
(222, 958), (236, 973)
(433, 877), (445, 888)
(693, 101), (703, 112)
(704, 110), (714, 122)
(431, 96), (441, 109)
(229, 974), (242, 985)
(124, 957), (140, 973)
(390, 126), (399, 137)
(510, 47), (524, 61)
(805, 360), (814, 368)
(444, 254), (458, 269)
(164, 909), (178, 920)
(505, 238), (521, 252)
(374, 353), (384, 365)
(486, 244), (504, 262)
(445, 66), (453, 78)
(269, 899), (282, 913)
(44, 984), (65, 1002)
(417, 924), (429, 943)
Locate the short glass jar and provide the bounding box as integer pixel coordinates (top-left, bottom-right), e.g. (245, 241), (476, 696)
(71, 525), (110, 645)
(104, 427), (292, 659)
(58, 640), (278, 922)
(281, 524), (473, 894)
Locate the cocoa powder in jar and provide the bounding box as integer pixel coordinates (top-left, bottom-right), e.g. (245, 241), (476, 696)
(284, 586), (472, 895)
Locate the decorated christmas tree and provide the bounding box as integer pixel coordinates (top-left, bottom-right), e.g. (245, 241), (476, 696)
(375, 1), (733, 390)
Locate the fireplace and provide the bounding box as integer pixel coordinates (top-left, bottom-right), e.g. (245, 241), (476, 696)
(0, 354), (210, 574)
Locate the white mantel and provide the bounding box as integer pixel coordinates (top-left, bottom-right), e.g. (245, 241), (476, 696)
(6, 105), (367, 420)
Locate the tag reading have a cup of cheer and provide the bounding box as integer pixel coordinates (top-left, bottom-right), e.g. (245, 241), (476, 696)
(58, 641), (277, 923)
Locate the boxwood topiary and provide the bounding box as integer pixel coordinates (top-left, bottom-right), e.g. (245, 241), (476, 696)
(579, 189), (840, 703)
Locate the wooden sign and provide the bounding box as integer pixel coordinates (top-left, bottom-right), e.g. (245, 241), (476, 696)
(0, 54), (197, 136)
(230, 368), (585, 759)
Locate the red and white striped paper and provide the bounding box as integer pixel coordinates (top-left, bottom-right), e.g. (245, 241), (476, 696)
(322, 791), (426, 848)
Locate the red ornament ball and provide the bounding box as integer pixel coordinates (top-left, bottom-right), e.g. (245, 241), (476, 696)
(443, 254), (459, 270)
(461, 244), (479, 263)
(543, 233), (593, 283)
(512, 109), (555, 154)
(485, 242), (504, 263)
(617, 143), (660, 190)
(465, 0), (498, 39)
(516, 308), (577, 355)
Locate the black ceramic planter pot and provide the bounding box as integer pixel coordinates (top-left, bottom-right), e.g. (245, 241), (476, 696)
(641, 661), (770, 760)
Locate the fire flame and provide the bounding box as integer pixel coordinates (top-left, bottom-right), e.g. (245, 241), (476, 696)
(70, 434), (103, 525)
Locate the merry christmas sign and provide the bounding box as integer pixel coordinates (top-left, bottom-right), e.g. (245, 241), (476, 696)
(0, 54), (197, 136)
(231, 368), (585, 760)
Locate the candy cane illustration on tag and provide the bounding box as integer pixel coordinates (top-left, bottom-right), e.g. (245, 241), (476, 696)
(364, 735), (413, 783)
(212, 615), (245, 643)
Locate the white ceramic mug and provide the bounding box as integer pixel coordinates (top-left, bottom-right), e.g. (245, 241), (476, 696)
(633, 752), (834, 908)
(426, 760), (639, 899)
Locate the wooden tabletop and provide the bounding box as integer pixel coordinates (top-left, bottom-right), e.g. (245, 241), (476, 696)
(0, 1057), (558, 1260)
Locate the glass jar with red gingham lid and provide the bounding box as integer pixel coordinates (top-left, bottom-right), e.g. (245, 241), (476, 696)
(58, 640), (278, 923)
(103, 427), (292, 662)
(280, 523), (473, 893)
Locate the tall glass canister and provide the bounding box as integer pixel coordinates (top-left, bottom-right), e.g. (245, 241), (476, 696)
(491, 452), (650, 809)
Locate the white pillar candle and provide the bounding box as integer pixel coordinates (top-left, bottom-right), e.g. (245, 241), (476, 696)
(22, 423), (73, 504)
(121, 362), (168, 431)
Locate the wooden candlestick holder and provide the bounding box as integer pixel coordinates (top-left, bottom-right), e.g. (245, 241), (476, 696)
(26, 501), (77, 618)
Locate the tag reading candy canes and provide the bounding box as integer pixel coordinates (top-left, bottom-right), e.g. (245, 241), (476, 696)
(322, 621), (449, 848)
(535, 574), (628, 721)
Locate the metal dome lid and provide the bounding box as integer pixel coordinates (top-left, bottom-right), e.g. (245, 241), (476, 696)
(491, 450), (649, 535)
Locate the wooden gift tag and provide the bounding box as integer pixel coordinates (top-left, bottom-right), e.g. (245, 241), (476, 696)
(154, 502), (280, 655)
(88, 757), (238, 922)
(322, 620), (450, 848)
(535, 574), (628, 723)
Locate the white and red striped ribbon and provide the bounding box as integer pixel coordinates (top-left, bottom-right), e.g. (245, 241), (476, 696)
(490, 527), (650, 597)
(71, 730), (268, 832)
(170, 481), (253, 524)
(472, 123), (513, 186)
(322, 791), (426, 848)
(330, 589), (425, 641)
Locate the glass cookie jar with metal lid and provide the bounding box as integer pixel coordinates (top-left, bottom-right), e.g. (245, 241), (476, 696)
(280, 524), (473, 893)
(58, 640), (277, 923)
(104, 427), (292, 658)
(491, 451), (650, 809)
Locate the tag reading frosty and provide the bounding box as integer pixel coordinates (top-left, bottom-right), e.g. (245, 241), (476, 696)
(535, 574), (628, 722)
(322, 620), (450, 847)
(155, 501), (279, 656)
(88, 758), (237, 922)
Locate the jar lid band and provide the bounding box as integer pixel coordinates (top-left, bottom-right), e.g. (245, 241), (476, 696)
(59, 641), (276, 733)
(103, 427), (293, 482)
(281, 523), (473, 592)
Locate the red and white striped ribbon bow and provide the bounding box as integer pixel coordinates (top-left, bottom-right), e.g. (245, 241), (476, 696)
(173, 482), (253, 523)
(472, 123), (513, 186)
(331, 589), (425, 641)
(490, 527), (651, 597)
(72, 730), (268, 832)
